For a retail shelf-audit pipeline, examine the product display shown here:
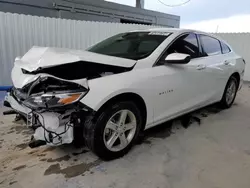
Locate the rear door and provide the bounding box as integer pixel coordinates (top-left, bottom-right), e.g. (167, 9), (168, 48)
(220, 41), (236, 81)
(198, 34), (229, 101)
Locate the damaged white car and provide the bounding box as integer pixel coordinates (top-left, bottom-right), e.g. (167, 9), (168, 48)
(4, 28), (245, 160)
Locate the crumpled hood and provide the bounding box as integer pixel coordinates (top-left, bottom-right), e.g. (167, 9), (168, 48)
(11, 64), (89, 89)
(16, 46), (136, 72)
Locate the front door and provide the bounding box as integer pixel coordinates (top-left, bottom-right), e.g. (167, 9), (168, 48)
(151, 33), (209, 125)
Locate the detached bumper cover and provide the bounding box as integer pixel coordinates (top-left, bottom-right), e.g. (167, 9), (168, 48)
(4, 91), (82, 146)
(4, 92), (32, 118)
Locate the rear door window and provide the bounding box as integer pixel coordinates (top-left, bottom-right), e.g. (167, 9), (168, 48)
(200, 35), (222, 56)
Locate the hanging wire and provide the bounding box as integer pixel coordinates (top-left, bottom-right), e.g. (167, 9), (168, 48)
(157, 0), (191, 7)
(33, 111), (73, 145)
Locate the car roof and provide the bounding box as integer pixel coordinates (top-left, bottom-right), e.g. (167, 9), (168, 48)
(143, 28), (191, 32)
(131, 27), (206, 35)
(130, 27), (227, 43)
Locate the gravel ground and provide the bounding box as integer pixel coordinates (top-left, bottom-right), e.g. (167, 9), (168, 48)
(1, 85), (250, 188)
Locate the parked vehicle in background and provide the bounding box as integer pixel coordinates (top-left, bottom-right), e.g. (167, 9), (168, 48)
(4, 28), (245, 160)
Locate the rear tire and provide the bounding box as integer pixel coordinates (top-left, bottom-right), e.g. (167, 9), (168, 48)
(219, 76), (238, 109)
(84, 101), (143, 160)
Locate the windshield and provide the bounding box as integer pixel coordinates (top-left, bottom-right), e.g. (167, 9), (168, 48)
(87, 32), (171, 60)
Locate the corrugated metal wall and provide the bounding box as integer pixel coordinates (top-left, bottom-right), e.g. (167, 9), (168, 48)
(215, 33), (250, 81)
(0, 12), (157, 85)
(1, 12), (250, 85)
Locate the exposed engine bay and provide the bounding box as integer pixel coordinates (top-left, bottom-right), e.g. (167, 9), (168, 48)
(7, 77), (91, 147)
(24, 60), (131, 80)
(4, 46), (135, 148)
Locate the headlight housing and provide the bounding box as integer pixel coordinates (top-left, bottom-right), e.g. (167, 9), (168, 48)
(24, 91), (87, 109)
(17, 76), (89, 109)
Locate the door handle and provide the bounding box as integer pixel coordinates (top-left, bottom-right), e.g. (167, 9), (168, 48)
(196, 64), (206, 70)
(224, 60), (230, 65)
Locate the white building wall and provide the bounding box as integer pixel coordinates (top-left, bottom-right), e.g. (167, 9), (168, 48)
(0, 12), (157, 85)
(215, 33), (250, 81)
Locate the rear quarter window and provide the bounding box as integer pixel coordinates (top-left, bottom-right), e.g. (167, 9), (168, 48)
(221, 41), (231, 54)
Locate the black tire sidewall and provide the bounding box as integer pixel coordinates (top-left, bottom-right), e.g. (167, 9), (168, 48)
(221, 76), (238, 108)
(89, 101), (142, 160)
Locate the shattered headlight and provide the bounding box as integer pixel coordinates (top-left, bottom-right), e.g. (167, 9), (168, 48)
(24, 92), (86, 109)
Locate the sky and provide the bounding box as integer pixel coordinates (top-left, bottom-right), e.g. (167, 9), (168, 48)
(106, 0), (250, 33)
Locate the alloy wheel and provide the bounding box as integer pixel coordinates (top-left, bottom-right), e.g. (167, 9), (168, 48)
(103, 110), (137, 152)
(226, 79), (237, 105)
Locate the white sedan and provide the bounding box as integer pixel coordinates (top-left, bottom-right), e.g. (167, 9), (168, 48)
(4, 28), (245, 160)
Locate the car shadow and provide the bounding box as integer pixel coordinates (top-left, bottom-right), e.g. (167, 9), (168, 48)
(138, 103), (225, 144)
(9, 102), (225, 150)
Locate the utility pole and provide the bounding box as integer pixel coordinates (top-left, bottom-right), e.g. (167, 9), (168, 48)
(136, 0), (144, 8)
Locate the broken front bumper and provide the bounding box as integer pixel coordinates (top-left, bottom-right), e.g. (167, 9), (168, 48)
(31, 111), (74, 146)
(4, 90), (91, 147)
(5, 92), (32, 118)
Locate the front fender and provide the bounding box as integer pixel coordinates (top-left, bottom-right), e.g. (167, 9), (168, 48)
(79, 73), (154, 126)
(81, 88), (143, 111)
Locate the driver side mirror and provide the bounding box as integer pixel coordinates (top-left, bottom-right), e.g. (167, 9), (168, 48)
(164, 53), (191, 64)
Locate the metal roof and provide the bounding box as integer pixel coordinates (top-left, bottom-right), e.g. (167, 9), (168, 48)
(0, 0), (180, 27)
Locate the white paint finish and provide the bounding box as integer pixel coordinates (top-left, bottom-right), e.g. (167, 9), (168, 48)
(0, 11), (158, 85)
(20, 46), (136, 72)
(165, 53), (190, 62)
(5, 94), (32, 115)
(80, 29), (245, 129)
(7, 28), (246, 146)
(11, 63), (39, 88)
(214, 33), (250, 81)
(81, 68), (157, 126)
(143, 63), (207, 125)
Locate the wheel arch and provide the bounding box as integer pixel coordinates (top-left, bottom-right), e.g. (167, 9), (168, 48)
(94, 92), (147, 130)
(229, 72), (241, 91)
(222, 72), (240, 94)
(231, 72), (240, 85)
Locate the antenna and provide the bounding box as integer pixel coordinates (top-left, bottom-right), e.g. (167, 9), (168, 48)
(216, 25), (219, 33)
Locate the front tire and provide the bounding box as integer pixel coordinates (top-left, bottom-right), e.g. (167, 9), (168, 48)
(84, 101), (143, 160)
(220, 76), (238, 108)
